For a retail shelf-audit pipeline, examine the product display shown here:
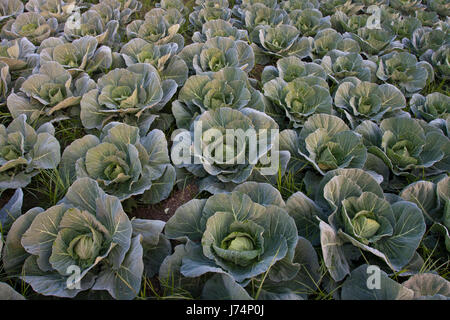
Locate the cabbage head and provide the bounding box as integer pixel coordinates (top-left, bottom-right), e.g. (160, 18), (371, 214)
(64, 9), (119, 47)
(1, 12), (57, 45)
(315, 169), (426, 281)
(179, 36), (254, 75)
(356, 117), (450, 177)
(126, 9), (184, 50)
(288, 8), (331, 37)
(0, 37), (38, 77)
(312, 28), (360, 59)
(242, 3), (288, 34)
(192, 19), (248, 43)
(330, 10), (368, 34)
(321, 49), (375, 83)
(0, 0), (23, 23)
(39, 36), (113, 76)
(410, 92), (450, 122)
(250, 24), (312, 64)
(2, 177), (171, 299)
(189, 0), (233, 31)
(280, 114), (367, 175)
(431, 44), (449, 79)
(263, 76), (332, 128)
(18, 61), (96, 117)
(172, 67), (264, 129)
(261, 55), (326, 84)
(80, 63), (177, 133)
(428, 0), (450, 17)
(334, 77), (406, 126)
(346, 27), (403, 57)
(0, 114), (60, 190)
(89, 0), (143, 25)
(376, 51), (434, 95)
(120, 38), (188, 87)
(403, 27), (449, 62)
(60, 122), (174, 203)
(164, 182), (298, 284)
(171, 107), (287, 193)
(25, 0), (75, 23)
(280, 0), (319, 11)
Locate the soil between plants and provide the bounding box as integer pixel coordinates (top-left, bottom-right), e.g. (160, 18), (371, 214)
(130, 184), (199, 222)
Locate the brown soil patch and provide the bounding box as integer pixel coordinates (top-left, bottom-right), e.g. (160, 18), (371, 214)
(131, 184), (199, 222)
(250, 64), (265, 83)
(0, 189), (14, 209)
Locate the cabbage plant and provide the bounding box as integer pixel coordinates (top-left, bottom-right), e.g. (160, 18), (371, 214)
(321, 49), (376, 83)
(80, 63), (177, 133)
(330, 10), (368, 34)
(410, 92), (450, 122)
(242, 3), (288, 34)
(280, 0), (319, 11)
(261, 55), (326, 85)
(403, 27), (449, 62)
(164, 182), (298, 284)
(428, 0), (450, 17)
(171, 107), (287, 193)
(60, 122), (175, 203)
(156, 0), (188, 15)
(346, 27), (403, 57)
(189, 0), (233, 31)
(89, 0), (143, 25)
(334, 77), (406, 126)
(312, 28), (360, 59)
(376, 51), (434, 95)
(126, 12), (184, 51)
(147, 7), (186, 26)
(400, 176), (450, 252)
(250, 24), (312, 64)
(314, 169), (426, 281)
(25, 0), (75, 23)
(39, 36), (113, 76)
(2, 177), (171, 299)
(341, 265), (450, 300)
(179, 36), (254, 75)
(0, 37), (38, 78)
(355, 117), (450, 177)
(0, 114), (60, 190)
(120, 38), (188, 86)
(10, 61), (96, 120)
(263, 76), (332, 128)
(387, 16), (422, 40)
(64, 9), (119, 47)
(431, 44), (449, 79)
(0, 0), (23, 23)
(172, 67), (264, 129)
(192, 19), (248, 43)
(1, 12), (57, 45)
(0, 61), (10, 103)
(319, 0), (364, 16)
(280, 114), (367, 175)
(288, 8), (331, 37)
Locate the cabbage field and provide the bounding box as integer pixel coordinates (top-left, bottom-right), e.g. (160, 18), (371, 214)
(0, 0), (449, 301)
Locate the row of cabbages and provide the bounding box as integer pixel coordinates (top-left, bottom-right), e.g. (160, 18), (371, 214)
(0, 0), (449, 300)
